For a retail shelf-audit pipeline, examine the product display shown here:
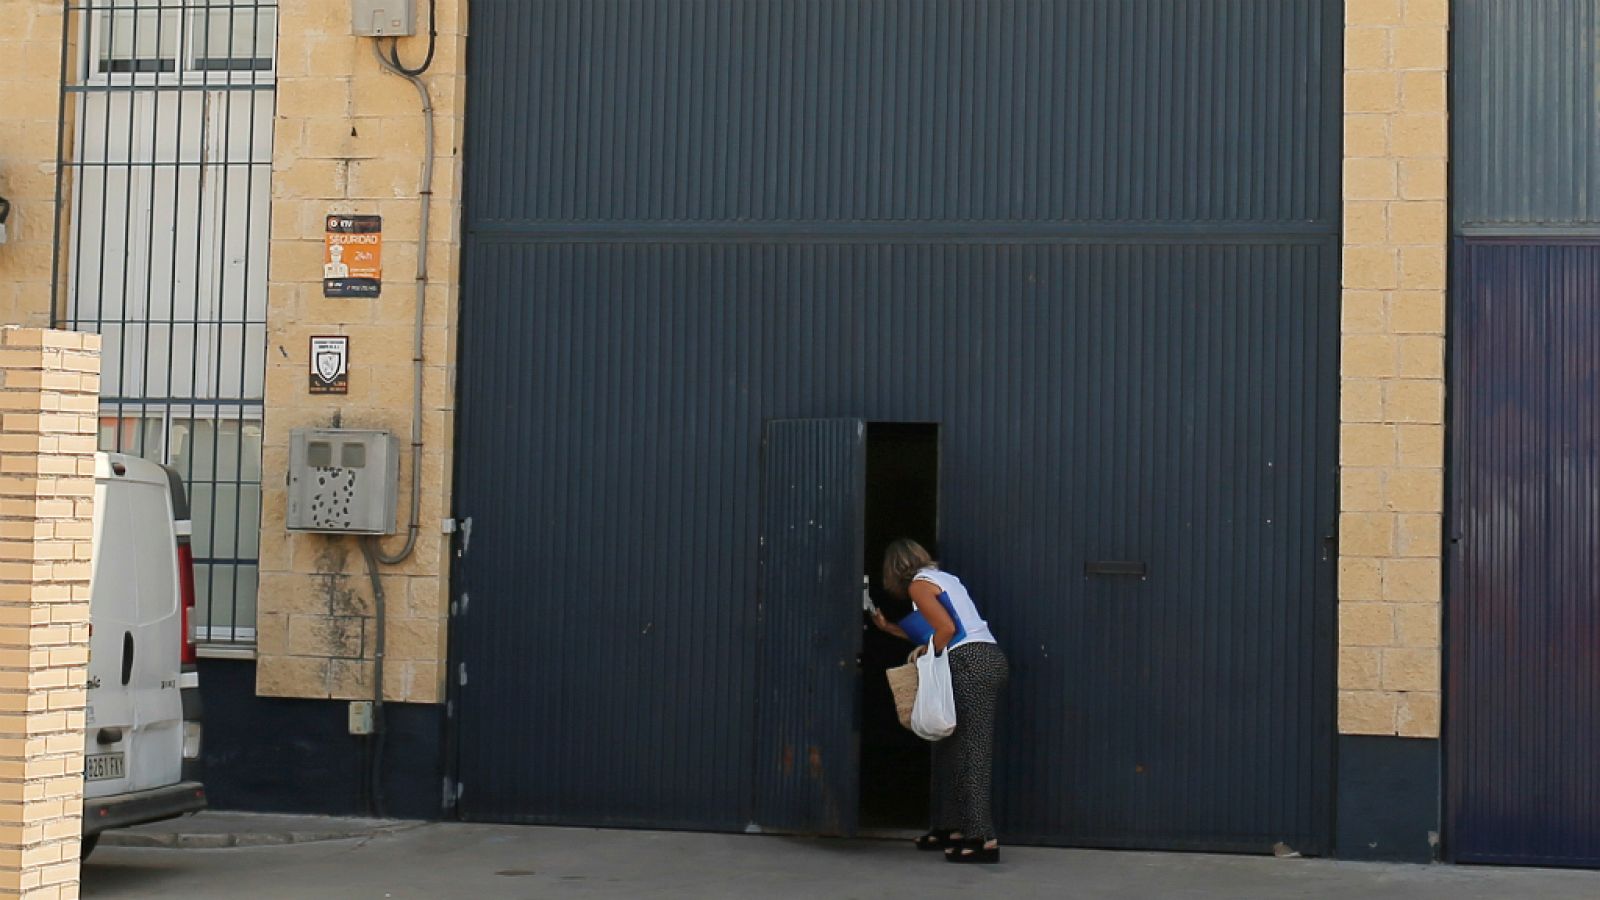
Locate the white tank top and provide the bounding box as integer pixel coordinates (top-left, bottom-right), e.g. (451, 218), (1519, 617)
(911, 568), (996, 649)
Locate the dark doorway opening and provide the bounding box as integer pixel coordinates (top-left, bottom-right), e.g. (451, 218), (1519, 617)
(859, 423), (939, 831)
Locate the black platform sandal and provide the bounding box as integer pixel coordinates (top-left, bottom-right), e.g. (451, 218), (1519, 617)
(914, 829), (957, 851)
(944, 839), (1001, 864)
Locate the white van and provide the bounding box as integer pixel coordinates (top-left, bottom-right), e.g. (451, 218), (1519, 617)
(81, 452), (207, 857)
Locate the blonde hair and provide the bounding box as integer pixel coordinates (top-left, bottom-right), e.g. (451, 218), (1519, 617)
(881, 538), (936, 597)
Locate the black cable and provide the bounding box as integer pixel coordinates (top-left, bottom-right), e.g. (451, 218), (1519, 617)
(360, 537), (389, 819)
(388, 0), (438, 77)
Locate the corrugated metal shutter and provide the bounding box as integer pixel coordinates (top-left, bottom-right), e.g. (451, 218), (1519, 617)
(452, 0), (1340, 850)
(1454, 0), (1600, 231)
(1447, 240), (1600, 866)
(466, 0), (1338, 229)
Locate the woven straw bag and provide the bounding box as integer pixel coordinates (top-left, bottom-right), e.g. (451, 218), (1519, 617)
(885, 657), (919, 731)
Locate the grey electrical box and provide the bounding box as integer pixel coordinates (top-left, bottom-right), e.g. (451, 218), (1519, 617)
(351, 0), (415, 37)
(348, 701), (374, 735)
(287, 429), (399, 534)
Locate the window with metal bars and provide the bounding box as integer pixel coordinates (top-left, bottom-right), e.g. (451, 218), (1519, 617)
(53, 0), (278, 649)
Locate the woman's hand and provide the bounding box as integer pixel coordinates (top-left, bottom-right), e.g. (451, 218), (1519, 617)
(870, 609), (910, 641)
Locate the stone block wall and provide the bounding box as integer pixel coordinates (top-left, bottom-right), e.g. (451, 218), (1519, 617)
(1339, 0), (1448, 738)
(0, 2), (70, 328)
(0, 327), (100, 900)
(256, 1), (467, 703)
(6, 0), (1456, 739)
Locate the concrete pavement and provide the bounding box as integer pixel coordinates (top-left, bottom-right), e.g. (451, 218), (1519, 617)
(82, 820), (1600, 899)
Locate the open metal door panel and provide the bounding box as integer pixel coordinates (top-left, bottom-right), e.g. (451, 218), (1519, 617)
(751, 418), (865, 836)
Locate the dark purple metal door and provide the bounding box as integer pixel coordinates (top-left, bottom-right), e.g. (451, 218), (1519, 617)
(1449, 239), (1600, 866)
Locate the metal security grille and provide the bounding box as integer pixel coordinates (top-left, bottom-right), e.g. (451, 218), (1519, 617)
(51, 0), (277, 648)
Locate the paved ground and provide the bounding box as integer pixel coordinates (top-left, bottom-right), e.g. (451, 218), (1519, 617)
(80, 818), (1600, 899)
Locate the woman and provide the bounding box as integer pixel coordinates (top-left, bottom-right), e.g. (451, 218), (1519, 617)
(870, 538), (1010, 864)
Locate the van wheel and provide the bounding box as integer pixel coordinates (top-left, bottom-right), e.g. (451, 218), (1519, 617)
(81, 834), (99, 861)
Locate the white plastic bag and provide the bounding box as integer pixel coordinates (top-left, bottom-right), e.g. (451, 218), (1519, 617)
(911, 639), (958, 741)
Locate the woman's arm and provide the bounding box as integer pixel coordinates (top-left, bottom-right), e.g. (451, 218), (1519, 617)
(908, 580), (958, 654)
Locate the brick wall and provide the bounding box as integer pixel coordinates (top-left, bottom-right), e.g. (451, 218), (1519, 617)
(0, 2), (69, 328)
(256, 1), (467, 703)
(0, 327), (100, 900)
(1339, 0), (1448, 738)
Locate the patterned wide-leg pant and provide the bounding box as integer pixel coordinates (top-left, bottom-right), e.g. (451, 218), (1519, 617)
(929, 641), (1010, 841)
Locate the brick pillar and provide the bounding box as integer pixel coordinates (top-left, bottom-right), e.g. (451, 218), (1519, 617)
(1334, 0), (1449, 864)
(1339, 0), (1448, 740)
(0, 327), (100, 900)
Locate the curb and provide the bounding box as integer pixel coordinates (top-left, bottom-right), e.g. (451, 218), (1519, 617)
(101, 820), (424, 850)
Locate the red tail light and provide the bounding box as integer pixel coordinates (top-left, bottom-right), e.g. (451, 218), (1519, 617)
(176, 534), (197, 665)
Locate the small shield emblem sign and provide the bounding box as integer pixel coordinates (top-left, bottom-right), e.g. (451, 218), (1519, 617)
(316, 351), (342, 385)
(308, 336), (349, 394)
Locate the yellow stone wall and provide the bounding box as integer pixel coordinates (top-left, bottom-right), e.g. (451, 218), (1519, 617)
(256, 1), (467, 703)
(0, 327), (100, 900)
(1339, 0), (1448, 738)
(0, 2), (70, 329)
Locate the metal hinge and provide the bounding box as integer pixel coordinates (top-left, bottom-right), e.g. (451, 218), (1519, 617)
(442, 777), (456, 810)
(457, 516), (473, 556)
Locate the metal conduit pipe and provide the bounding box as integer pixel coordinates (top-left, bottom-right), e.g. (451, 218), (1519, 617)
(359, 536), (388, 817)
(370, 40), (435, 568)
(361, 35), (436, 817)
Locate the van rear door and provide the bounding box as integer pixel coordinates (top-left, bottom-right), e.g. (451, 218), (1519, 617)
(84, 454), (185, 798)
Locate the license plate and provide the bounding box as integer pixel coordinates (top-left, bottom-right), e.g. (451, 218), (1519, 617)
(84, 753), (125, 782)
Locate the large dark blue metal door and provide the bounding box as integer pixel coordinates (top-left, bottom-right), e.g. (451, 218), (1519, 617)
(1447, 241), (1600, 866)
(452, 0), (1340, 848)
(752, 419), (865, 835)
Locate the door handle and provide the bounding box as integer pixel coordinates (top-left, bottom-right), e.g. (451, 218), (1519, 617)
(121, 631), (135, 686)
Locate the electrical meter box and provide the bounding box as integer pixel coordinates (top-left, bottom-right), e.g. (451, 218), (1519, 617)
(351, 0), (415, 37)
(287, 429), (399, 534)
